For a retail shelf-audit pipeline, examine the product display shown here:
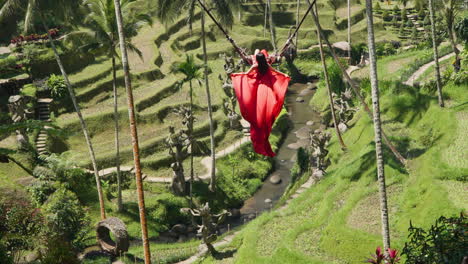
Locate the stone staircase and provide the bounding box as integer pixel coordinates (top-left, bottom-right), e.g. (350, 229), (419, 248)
(36, 98), (53, 156)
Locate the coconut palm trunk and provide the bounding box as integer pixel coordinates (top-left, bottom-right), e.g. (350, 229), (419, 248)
(189, 79), (194, 203)
(268, 0), (277, 51)
(111, 51), (123, 213)
(428, 0), (444, 107)
(315, 5), (346, 150)
(113, 0), (151, 262)
(6, 155), (33, 176)
(200, 5), (217, 192)
(347, 0), (351, 60)
(295, 0), (300, 47)
(40, 16), (106, 220)
(264, 1), (268, 37)
(365, 0), (391, 251)
(308, 0), (407, 166)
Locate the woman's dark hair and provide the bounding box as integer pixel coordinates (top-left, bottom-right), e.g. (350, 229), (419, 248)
(256, 53), (269, 75)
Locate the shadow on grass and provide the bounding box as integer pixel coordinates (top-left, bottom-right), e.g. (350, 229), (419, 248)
(213, 249), (237, 260)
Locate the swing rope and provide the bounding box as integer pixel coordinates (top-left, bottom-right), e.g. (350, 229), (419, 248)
(196, 0), (317, 64)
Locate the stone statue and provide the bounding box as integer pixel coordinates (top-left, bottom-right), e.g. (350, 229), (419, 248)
(166, 126), (188, 195)
(309, 129), (331, 179)
(184, 202), (229, 255)
(332, 88), (356, 132)
(7, 95), (32, 149)
(219, 54), (241, 129)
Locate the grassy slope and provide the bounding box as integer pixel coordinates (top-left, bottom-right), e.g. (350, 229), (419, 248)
(197, 51), (468, 263)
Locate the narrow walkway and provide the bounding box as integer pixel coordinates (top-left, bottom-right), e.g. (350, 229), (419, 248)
(404, 52), (455, 86)
(36, 98), (53, 156)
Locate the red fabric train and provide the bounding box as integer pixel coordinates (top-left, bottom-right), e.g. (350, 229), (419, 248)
(231, 50), (291, 157)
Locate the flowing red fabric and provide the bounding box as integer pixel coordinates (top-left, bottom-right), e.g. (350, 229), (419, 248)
(231, 50), (290, 157)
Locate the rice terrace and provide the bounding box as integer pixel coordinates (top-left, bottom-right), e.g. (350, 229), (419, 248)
(0, 0), (466, 263)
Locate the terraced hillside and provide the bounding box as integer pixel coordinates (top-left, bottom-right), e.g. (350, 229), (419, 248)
(52, 0), (400, 179)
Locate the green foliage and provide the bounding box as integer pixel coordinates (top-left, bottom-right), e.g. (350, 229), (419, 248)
(455, 16), (468, 45)
(42, 187), (91, 249)
(418, 8), (426, 20)
(402, 214), (468, 264)
(392, 4), (400, 13)
(28, 180), (57, 206)
(21, 83), (38, 97)
(0, 192), (43, 262)
(47, 74), (68, 100)
(147, 193), (190, 231)
(39, 236), (80, 264)
(325, 60), (346, 95)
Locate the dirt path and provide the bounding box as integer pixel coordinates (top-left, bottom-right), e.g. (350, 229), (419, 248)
(404, 52), (455, 86)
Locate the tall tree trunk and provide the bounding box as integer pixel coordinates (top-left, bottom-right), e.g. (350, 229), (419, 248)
(428, 0), (444, 107)
(315, 5), (347, 150)
(264, 2), (268, 38)
(308, 0), (407, 166)
(201, 5), (217, 192)
(365, 0), (391, 251)
(295, 0), (300, 47)
(347, 0), (352, 60)
(111, 52), (123, 213)
(40, 16), (106, 220)
(189, 80), (194, 204)
(448, 26), (460, 72)
(113, 0), (151, 263)
(268, 0), (277, 51)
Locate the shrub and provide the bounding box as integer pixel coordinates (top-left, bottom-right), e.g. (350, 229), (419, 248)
(418, 9), (426, 20)
(402, 213), (467, 264)
(326, 60), (346, 94)
(147, 193), (190, 231)
(0, 192), (43, 263)
(28, 180), (57, 206)
(455, 16), (468, 45)
(39, 237), (80, 264)
(42, 187), (91, 249)
(392, 5), (400, 13)
(47, 74), (68, 100)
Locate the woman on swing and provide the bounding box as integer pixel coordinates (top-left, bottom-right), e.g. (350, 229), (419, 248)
(231, 49), (291, 157)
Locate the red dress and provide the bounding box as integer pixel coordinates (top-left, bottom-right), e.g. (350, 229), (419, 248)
(231, 50), (291, 157)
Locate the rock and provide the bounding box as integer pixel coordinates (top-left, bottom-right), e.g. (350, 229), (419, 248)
(299, 88), (313, 97)
(312, 169), (325, 179)
(296, 97), (305, 103)
(338, 123), (348, 133)
(269, 174), (282, 184)
(171, 224), (188, 234)
(295, 126), (311, 139)
(264, 198), (272, 204)
(287, 139), (309, 150)
(307, 82), (316, 90)
(306, 121), (315, 126)
(187, 225), (195, 233)
(229, 209), (241, 219)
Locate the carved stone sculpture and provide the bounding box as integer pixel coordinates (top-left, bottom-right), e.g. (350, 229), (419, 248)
(166, 126), (188, 195)
(309, 129), (331, 178)
(184, 202), (229, 255)
(7, 95), (32, 149)
(220, 54), (241, 129)
(332, 88), (356, 131)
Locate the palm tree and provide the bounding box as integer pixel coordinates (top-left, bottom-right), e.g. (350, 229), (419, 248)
(428, 0), (444, 107)
(314, 5), (346, 150)
(442, 0), (462, 72)
(81, 0), (151, 212)
(0, 0), (107, 220)
(365, 0), (391, 251)
(156, 0), (239, 192)
(308, 0), (407, 166)
(171, 55), (203, 203)
(113, 0), (151, 262)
